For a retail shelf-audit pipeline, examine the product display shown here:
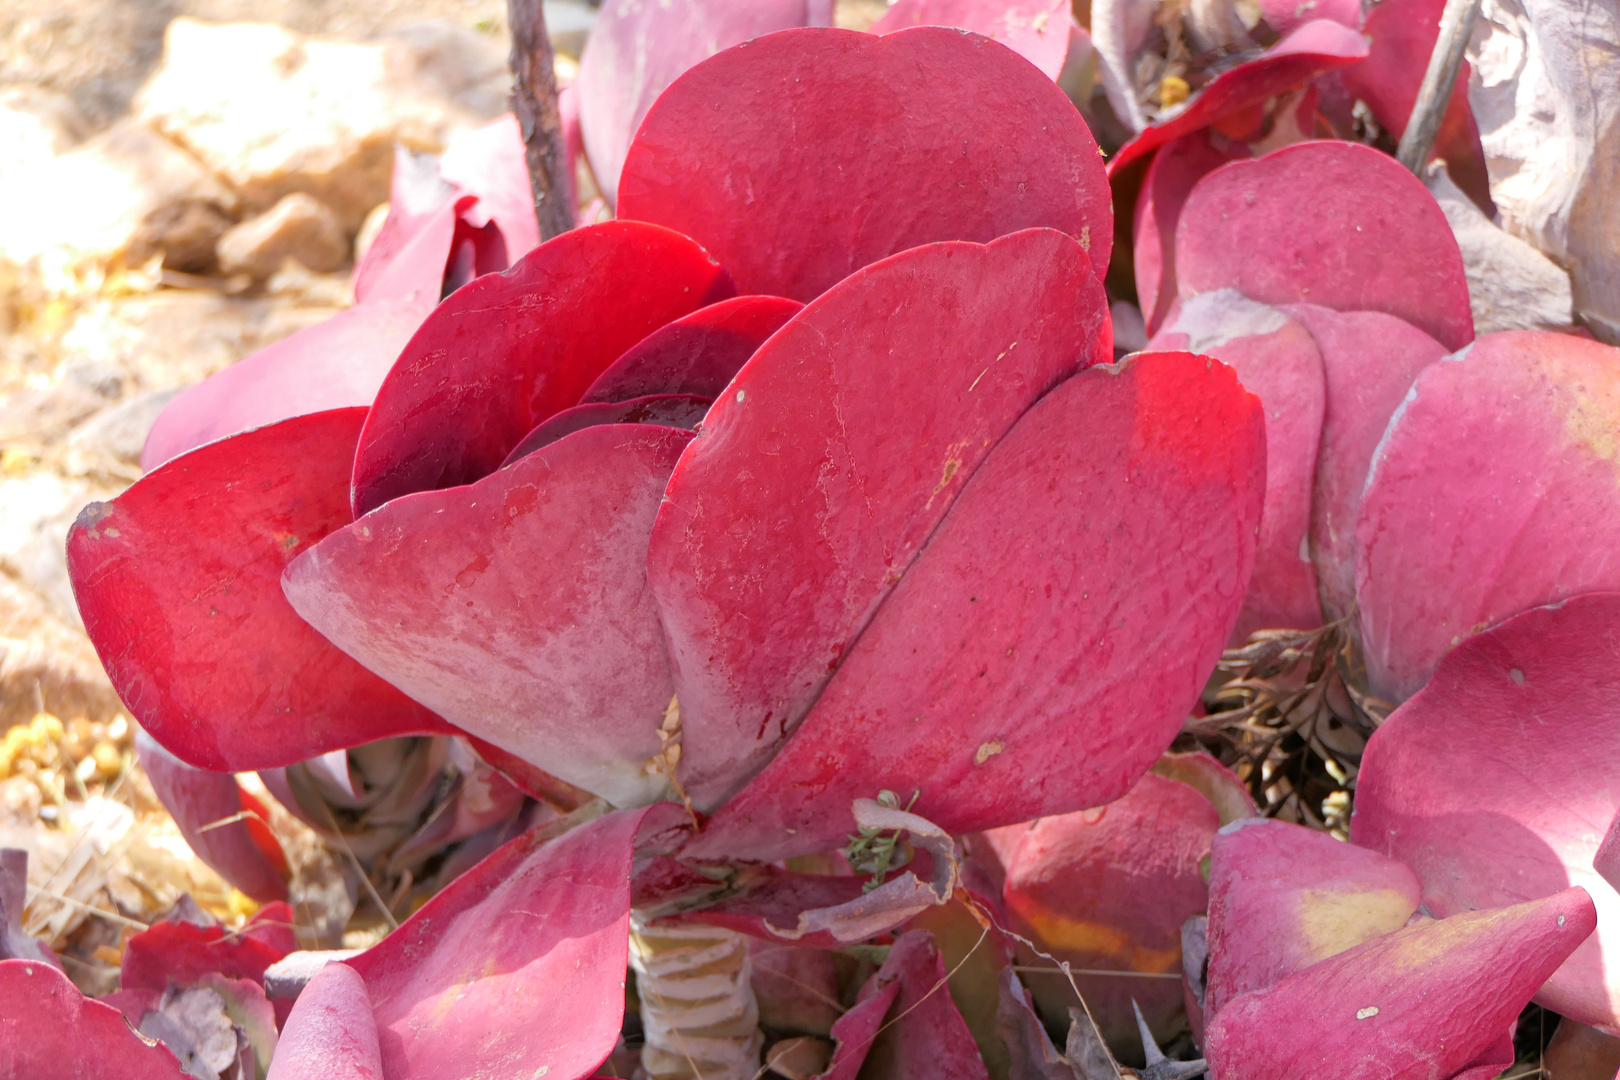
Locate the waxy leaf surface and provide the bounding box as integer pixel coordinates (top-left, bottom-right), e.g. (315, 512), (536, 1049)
(648, 230), (1111, 809)
(0, 959), (186, 1079)
(436, 113), (543, 261)
(580, 294), (802, 404)
(349, 220), (732, 516)
(1176, 141), (1473, 351)
(1134, 131), (1245, 336)
(617, 27), (1111, 301)
(687, 350), (1264, 863)
(67, 409), (451, 773)
(1204, 889), (1597, 1080)
(121, 904), (295, 992)
(1355, 332), (1620, 700)
(1108, 21), (1369, 174)
(577, 0), (826, 207)
(501, 395), (710, 465)
(871, 0), (1074, 79)
(286, 425), (692, 807)
(263, 962), (382, 1080)
(1353, 593), (1620, 1031)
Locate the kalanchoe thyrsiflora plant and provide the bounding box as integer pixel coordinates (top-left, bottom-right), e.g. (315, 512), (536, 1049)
(61, 26), (1271, 1080)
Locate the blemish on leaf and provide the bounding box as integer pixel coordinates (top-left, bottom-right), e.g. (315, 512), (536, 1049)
(974, 740), (1004, 765)
(1356, 1006), (1379, 1020)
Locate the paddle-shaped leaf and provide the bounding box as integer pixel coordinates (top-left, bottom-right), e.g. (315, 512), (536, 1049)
(685, 349), (1264, 863)
(500, 396), (710, 466)
(285, 425), (693, 807)
(1356, 331), (1620, 700)
(871, 0), (1074, 79)
(67, 409), (451, 773)
(647, 229), (1111, 809)
(0, 959), (186, 1079)
(580, 294), (802, 404)
(1134, 131), (1246, 336)
(1175, 141), (1473, 352)
(617, 27), (1111, 301)
(349, 220), (733, 517)
(270, 807), (661, 1080)
(1353, 593), (1620, 1031)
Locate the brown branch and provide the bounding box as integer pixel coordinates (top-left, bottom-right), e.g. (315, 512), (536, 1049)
(506, 0), (575, 241)
(1395, 0), (1483, 174)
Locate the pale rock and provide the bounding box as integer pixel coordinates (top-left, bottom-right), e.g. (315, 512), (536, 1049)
(136, 18), (509, 230)
(0, 117), (236, 276)
(1469, 0), (1620, 342)
(66, 388), (181, 467)
(217, 192), (348, 279)
(0, 575), (122, 728)
(1425, 163), (1575, 333)
(0, 358), (127, 446)
(0, 471), (120, 628)
(0, 86), (86, 178)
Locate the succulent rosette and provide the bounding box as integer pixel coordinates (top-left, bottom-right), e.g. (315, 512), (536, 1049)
(51, 24), (1282, 1079)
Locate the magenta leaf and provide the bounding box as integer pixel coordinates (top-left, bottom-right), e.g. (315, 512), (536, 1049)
(1133, 131), (1247, 337)
(1352, 593), (1620, 1031)
(686, 349), (1265, 863)
(136, 731), (290, 903)
(580, 294), (802, 404)
(1257, 0), (1360, 33)
(1174, 140), (1473, 352)
(1108, 20), (1369, 175)
(0, 959), (186, 1079)
(121, 903), (295, 992)
(617, 27), (1111, 301)
(577, 0), (826, 207)
(500, 395), (710, 466)
(1204, 889), (1596, 1080)
(436, 114), (543, 262)
(349, 220), (733, 516)
(647, 229), (1110, 809)
(1355, 332), (1620, 701)
(351, 150), (464, 309)
(263, 961), (382, 1079)
(871, 0), (1075, 79)
(285, 425), (693, 806)
(68, 409), (452, 773)
(1151, 294), (1327, 638)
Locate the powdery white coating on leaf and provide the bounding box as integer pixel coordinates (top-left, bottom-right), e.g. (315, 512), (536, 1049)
(1153, 294), (1326, 638)
(580, 294), (803, 405)
(1281, 304), (1449, 622)
(345, 807), (652, 1080)
(67, 409), (452, 774)
(617, 27), (1112, 302)
(871, 0), (1075, 79)
(1352, 593), (1620, 1031)
(0, 959), (187, 1079)
(1204, 888), (1597, 1079)
(1204, 817), (1420, 1018)
(349, 220), (734, 517)
(577, 0), (821, 207)
(1354, 331), (1620, 701)
(285, 425), (692, 808)
(684, 350), (1264, 863)
(649, 230), (1111, 811)
(1175, 141), (1474, 352)
(1107, 20), (1370, 174)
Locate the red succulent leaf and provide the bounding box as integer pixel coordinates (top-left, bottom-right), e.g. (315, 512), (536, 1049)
(647, 229), (1110, 809)
(1340, 0), (1493, 213)
(1134, 131), (1248, 337)
(1175, 140), (1473, 352)
(871, 0), (1074, 79)
(819, 930), (991, 1080)
(121, 904), (296, 992)
(139, 298), (429, 472)
(1107, 20), (1369, 175)
(1257, 0), (1360, 34)
(351, 152), (466, 308)
(686, 349), (1265, 863)
(284, 425), (693, 807)
(1204, 818), (1421, 1018)
(1152, 294), (1327, 638)
(904, 893), (1015, 1076)
(436, 114), (544, 262)
(1203, 888), (1597, 1080)
(500, 395), (710, 466)
(577, 0), (828, 207)
(750, 940), (841, 1037)
(136, 731), (290, 904)
(0, 959), (186, 1079)
(983, 766), (1231, 1058)
(1352, 593), (1620, 1031)
(617, 27), (1112, 302)
(270, 807), (668, 1080)
(1283, 304), (1447, 621)
(1355, 332), (1620, 701)
(68, 409), (452, 773)
(580, 294), (803, 404)
(349, 220), (733, 516)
